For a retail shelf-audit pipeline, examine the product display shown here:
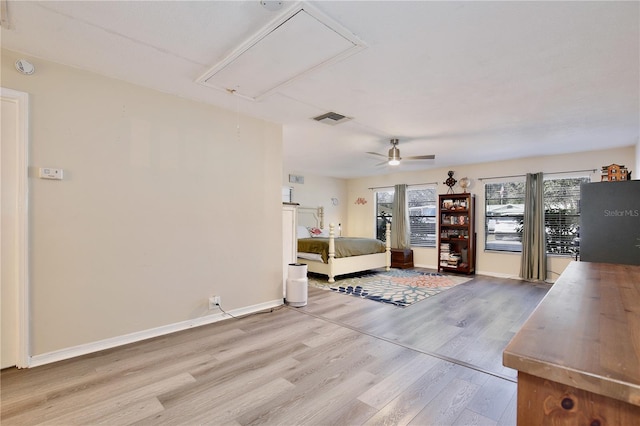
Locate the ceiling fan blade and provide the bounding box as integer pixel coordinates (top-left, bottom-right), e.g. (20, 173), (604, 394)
(404, 154), (435, 160)
(366, 151), (387, 158)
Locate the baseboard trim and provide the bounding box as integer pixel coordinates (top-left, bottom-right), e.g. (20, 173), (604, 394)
(415, 263), (526, 281)
(28, 299), (283, 368)
(476, 270), (522, 280)
(413, 263), (438, 270)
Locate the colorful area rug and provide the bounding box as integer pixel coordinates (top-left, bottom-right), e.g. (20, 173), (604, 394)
(308, 269), (471, 307)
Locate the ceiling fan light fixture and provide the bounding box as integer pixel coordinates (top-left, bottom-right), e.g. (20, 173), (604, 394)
(366, 138), (434, 167)
(388, 145), (401, 165)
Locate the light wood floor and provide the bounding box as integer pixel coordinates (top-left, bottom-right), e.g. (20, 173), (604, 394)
(1, 272), (549, 425)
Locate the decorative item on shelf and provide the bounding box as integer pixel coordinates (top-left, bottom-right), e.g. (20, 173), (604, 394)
(459, 177), (471, 193)
(444, 171), (457, 194)
(448, 254), (461, 266)
(601, 164), (631, 181)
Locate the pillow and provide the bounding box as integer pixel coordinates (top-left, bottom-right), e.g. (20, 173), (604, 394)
(308, 227), (329, 238)
(297, 225), (311, 239)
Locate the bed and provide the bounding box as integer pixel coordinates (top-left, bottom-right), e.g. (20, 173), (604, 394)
(297, 206), (391, 283)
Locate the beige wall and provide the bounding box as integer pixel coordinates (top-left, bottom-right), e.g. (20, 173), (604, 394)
(347, 146), (636, 281)
(2, 50), (283, 356)
(283, 171), (348, 232)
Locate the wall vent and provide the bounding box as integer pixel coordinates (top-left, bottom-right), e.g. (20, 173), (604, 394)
(312, 112), (352, 125)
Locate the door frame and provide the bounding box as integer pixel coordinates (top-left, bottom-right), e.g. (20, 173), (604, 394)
(1, 87), (30, 368)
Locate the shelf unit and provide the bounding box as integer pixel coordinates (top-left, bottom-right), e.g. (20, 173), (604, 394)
(438, 193), (476, 274)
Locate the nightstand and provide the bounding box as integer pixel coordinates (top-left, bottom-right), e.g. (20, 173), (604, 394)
(390, 248), (414, 269)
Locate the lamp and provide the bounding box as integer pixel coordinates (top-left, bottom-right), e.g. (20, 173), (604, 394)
(388, 145), (401, 166)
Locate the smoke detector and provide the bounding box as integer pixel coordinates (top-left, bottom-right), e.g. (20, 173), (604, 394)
(15, 59), (35, 75)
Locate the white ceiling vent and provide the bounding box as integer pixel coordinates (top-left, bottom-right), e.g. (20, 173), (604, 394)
(197, 3), (366, 101)
(312, 112), (352, 126)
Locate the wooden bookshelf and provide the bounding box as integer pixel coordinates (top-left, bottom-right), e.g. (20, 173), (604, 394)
(437, 193), (475, 274)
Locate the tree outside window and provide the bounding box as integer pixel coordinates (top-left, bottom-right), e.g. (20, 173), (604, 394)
(375, 186), (437, 247)
(375, 190), (393, 241)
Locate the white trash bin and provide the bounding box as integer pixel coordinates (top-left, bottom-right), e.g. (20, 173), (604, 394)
(286, 263), (308, 307)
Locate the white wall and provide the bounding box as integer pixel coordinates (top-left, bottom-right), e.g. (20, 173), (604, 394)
(347, 146), (636, 281)
(283, 171), (348, 232)
(2, 50), (283, 358)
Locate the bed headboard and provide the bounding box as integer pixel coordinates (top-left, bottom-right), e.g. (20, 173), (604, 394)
(298, 206), (324, 229)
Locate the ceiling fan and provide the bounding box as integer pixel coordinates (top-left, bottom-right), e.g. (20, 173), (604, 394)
(367, 138), (435, 166)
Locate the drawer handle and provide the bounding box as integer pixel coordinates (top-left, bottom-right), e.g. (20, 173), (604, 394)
(561, 397), (574, 410)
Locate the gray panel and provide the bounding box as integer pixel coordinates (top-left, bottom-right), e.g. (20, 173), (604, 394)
(580, 180), (640, 265)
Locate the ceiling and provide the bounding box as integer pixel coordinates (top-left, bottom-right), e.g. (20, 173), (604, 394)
(1, 1), (638, 179)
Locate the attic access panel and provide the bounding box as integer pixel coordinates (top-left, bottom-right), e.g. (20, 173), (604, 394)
(197, 4), (366, 101)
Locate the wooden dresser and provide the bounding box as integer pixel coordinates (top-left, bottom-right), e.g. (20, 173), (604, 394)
(503, 261), (640, 425)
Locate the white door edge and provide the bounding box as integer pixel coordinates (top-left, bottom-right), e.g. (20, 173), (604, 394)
(1, 87), (30, 368)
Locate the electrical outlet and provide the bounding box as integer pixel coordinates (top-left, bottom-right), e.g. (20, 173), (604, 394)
(208, 296), (221, 310)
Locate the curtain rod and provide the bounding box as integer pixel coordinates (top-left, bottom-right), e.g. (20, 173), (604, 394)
(368, 181), (439, 190)
(478, 168), (597, 181)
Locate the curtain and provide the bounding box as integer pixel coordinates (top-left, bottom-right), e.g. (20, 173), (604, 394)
(520, 172), (547, 281)
(391, 184), (410, 249)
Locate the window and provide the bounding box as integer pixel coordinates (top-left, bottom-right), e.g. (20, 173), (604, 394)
(375, 186), (437, 247)
(375, 190), (393, 241)
(485, 181), (525, 252)
(543, 177), (589, 255)
(484, 176), (590, 254)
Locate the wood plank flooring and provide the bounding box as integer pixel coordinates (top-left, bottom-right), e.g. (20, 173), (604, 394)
(1, 272), (549, 425)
